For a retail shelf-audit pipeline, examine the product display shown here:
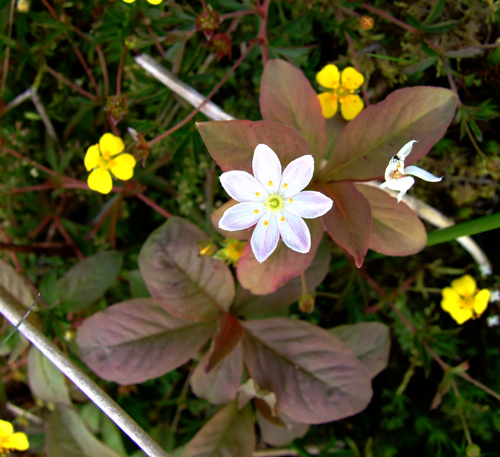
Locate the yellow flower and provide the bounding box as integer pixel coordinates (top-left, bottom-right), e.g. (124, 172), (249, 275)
(84, 133), (136, 194)
(215, 239), (247, 266)
(0, 420), (29, 454)
(123, 0), (163, 4)
(441, 275), (490, 325)
(316, 64), (365, 121)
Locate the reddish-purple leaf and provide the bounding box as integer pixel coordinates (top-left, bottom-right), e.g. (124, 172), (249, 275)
(191, 343), (243, 405)
(139, 217), (235, 322)
(242, 318), (372, 424)
(356, 184), (427, 256)
(319, 87), (457, 181)
(318, 181), (371, 267)
(257, 412), (309, 447)
(206, 313), (245, 373)
(330, 322), (391, 378)
(197, 120), (311, 174)
(76, 298), (215, 384)
(182, 401), (255, 457)
(211, 200), (252, 241)
(236, 218), (323, 295)
(260, 59), (326, 161)
(233, 239), (330, 316)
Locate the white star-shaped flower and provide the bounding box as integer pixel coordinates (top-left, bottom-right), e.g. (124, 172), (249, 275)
(218, 144), (333, 263)
(380, 140), (442, 203)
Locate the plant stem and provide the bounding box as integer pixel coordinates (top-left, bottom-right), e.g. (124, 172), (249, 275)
(0, 294), (169, 457)
(116, 46), (128, 96)
(0, 0), (15, 96)
(257, 0), (272, 64)
(45, 65), (97, 102)
(136, 193), (171, 219)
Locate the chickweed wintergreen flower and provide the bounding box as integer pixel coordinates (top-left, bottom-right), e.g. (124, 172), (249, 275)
(380, 140), (442, 203)
(0, 420), (29, 454)
(84, 133), (136, 195)
(218, 144), (333, 263)
(441, 274), (490, 325)
(316, 64), (364, 120)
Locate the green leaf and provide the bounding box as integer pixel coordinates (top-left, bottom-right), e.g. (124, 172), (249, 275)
(190, 343), (243, 405)
(139, 217), (235, 322)
(129, 269), (150, 298)
(197, 120), (312, 174)
(426, 212), (500, 247)
(242, 318), (372, 424)
(55, 251), (123, 313)
(319, 87), (457, 182)
(76, 298), (215, 384)
(27, 346), (71, 405)
(260, 59), (326, 161)
(233, 239), (330, 317)
(0, 259), (35, 308)
(356, 184), (427, 256)
(236, 218), (323, 295)
(317, 181), (372, 267)
(182, 401), (255, 457)
(330, 322), (391, 378)
(46, 406), (123, 457)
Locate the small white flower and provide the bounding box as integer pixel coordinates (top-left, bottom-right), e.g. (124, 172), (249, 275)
(380, 140), (442, 203)
(487, 315), (500, 327)
(489, 290), (500, 303)
(218, 144), (333, 263)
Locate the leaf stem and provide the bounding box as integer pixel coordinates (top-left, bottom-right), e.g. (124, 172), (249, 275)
(45, 65), (97, 102)
(0, 294), (169, 457)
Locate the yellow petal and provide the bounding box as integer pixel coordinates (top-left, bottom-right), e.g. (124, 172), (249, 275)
(448, 307), (473, 325)
(122, 0), (135, 3)
(316, 64), (340, 89)
(451, 274), (476, 297)
(84, 145), (100, 171)
(111, 154), (136, 180)
(340, 94), (364, 120)
(147, 0), (163, 3)
(5, 432), (29, 451)
(88, 169), (113, 194)
(473, 289), (490, 317)
(441, 287), (462, 313)
(0, 420), (14, 438)
(341, 67), (365, 90)
(317, 93), (338, 118)
(99, 133), (124, 157)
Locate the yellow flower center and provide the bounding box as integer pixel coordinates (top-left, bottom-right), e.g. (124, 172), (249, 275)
(264, 194), (284, 212)
(97, 150), (115, 170)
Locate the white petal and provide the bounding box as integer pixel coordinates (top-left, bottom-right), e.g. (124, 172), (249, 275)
(219, 202), (265, 231)
(404, 165), (442, 182)
(396, 140), (417, 159)
(279, 155), (314, 198)
(384, 158), (402, 182)
(278, 210), (311, 254)
(252, 144), (282, 194)
(284, 191), (333, 219)
(250, 211), (280, 263)
(382, 176), (415, 193)
(220, 170), (267, 202)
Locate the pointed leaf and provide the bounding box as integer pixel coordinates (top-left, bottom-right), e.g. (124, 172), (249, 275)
(139, 217), (235, 322)
(191, 343), (243, 405)
(236, 218), (323, 295)
(330, 322), (391, 378)
(242, 318), (372, 424)
(356, 184), (427, 256)
(46, 406), (122, 457)
(55, 251), (123, 313)
(76, 298), (215, 384)
(27, 346), (71, 405)
(233, 239), (330, 316)
(318, 181), (371, 267)
(206, 313), (245, 373)
(257, 412), (309, 447)
(0, 259), (34, 308)
(320, 87), (457, 181)
(182, 401), (255, 457)
(260, 59), (326, 161)
(197, 120), (311, 174)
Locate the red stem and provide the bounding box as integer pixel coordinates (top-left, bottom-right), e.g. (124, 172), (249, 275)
(53, 216), (84, 259)
(361, 3), (418, 34)
(256, 0), (272, 65)
(116, 47), (128, 96)
(45, 65), (97, 102)
(147, 41), (256, 147)
(135, 193), (171, 219)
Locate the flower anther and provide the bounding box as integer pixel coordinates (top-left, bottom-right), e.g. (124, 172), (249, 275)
(218, 144), (333, 263)
(441, 274), (490, 325)
(380, 140), (442, 203)
(316, 65), (365, 120)
(84, 133), (136, 194)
